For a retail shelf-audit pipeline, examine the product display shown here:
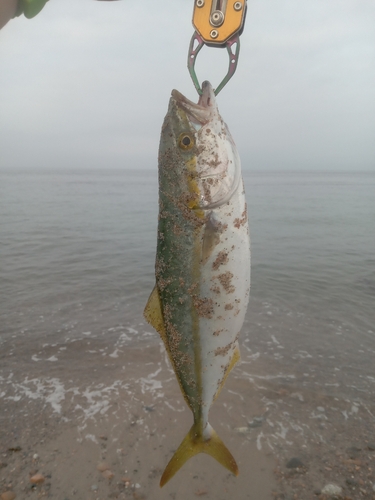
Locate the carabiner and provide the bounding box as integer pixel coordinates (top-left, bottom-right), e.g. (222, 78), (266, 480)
(187, 31), (240, 96)
(187, 0), (247, 95)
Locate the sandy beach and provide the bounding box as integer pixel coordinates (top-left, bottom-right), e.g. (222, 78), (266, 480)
(1, 334), (278, 500)
(1, 311), (375, 500)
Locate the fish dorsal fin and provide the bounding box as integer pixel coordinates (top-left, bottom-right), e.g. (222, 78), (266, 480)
(144, 285), (193, 411)
(144, 285), (167, 343)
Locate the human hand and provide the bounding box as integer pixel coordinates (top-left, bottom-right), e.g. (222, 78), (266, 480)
(0, 0), (121, 31)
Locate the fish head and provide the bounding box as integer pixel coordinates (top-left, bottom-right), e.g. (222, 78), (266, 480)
(161, 81), (241, 210)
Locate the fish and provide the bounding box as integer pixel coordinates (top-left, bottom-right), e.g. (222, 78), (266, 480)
(144, 81), (250, 487)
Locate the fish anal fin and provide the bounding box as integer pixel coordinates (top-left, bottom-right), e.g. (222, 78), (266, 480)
(213, 345), (241, 402)
(160, 422), (238, 487)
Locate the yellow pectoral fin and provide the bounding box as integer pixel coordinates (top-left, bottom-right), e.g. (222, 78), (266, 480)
(160, 422), (238, 487)
(201, 215), (221, 264)
(144, 285), (167, 343)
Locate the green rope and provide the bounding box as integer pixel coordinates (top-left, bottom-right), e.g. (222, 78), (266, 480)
(14, 0), (49, 19)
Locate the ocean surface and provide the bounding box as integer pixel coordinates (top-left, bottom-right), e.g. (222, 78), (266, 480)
(1, 169), (374, 409)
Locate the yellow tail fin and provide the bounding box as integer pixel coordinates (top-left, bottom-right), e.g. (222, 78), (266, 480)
(160, 423), (238, 487)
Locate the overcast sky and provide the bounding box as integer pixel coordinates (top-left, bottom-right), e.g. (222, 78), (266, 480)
(0, 0), (374, 171)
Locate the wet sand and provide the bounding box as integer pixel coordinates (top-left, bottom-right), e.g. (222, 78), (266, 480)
(0, 336), (277, 500)
(1, 304), (375, 500)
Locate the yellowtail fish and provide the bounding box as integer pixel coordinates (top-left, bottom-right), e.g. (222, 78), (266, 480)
(144, 81), (250, 487)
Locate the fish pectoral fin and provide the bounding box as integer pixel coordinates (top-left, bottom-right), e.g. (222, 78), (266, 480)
(160, 422), (238, 487)
(201, 213), (221, 264)
(143, 285), (167, 343)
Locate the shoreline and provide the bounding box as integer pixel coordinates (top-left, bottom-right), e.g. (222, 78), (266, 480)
(0, 337), (278, 499)
(1, 307), (375, 499)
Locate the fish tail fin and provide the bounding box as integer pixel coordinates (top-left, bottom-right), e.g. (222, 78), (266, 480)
(160, 422), (238, 487)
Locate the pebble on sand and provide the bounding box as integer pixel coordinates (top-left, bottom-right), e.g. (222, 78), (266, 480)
(102, 469), (115, 480)
(286, 457), (304, 469)
(30, 473), (45, 484)
(321, 483), (343, 496)
(346, 477), (358, 487)
(1, 492), (16, 500)
(96, 462), (110, 472)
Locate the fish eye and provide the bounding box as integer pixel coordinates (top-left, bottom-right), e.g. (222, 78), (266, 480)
(178, 133), (194, 150)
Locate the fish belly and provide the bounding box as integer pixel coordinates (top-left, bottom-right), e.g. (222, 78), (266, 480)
(198, 178), (250, 422)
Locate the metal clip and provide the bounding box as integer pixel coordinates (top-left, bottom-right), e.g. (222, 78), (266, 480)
(188, 31), (240, 96)
(192, 0), (246, 45)
(188, 0), (247, 95)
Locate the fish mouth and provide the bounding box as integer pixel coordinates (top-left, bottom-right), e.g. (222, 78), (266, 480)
(171, 81), (216, 126)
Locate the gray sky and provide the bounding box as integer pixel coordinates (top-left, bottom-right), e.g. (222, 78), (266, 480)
(1, 0), (374, 171)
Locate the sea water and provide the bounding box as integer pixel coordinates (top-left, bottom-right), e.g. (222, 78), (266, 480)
(1, 168), (374, 421)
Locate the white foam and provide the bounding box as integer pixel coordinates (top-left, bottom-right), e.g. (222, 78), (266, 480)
(109, 349), (120, 358)
(291, 392), (304, 402)
(297, 350), (313, 359)
(6, 395), (21, 401)
(164, 401), (185, 412)
(6, 377), (66, 413)
(139, 367), (163, 397)
(227, 389), (244, 401)
(119, 333), (131, 342)
(274, 421), (289, 440)
(256, 431), (264, 450)
(245, 352), (260, 361)
(242, 371), (296, 381)
(45, 378), (65, 413)
(310, 410), (328, 420)
(85, 434), (98, 443)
